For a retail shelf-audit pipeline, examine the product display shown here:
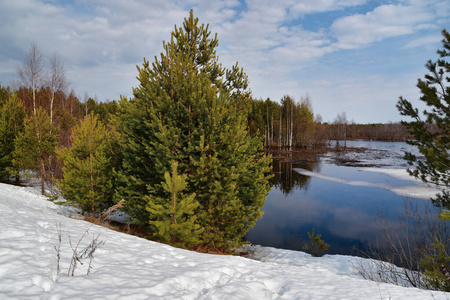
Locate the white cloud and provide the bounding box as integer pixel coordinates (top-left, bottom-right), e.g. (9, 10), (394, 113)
(288, 0), (368, 17)
(0, 0), (188, 95)
(0, 0), (447, 123)
(330, 2), (436, 49)
(305, 72), (424, 124)
(402, 34), (442, 49)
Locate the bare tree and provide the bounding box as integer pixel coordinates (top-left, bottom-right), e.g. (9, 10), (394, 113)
(333, 112), (348, 146)
(84, 92), (89, 117)
(315, 114), (323, 124)
(67, 88), (76, 116)
(279, 105), (282, 149)
(17, 42), (44, 116)
(47, 52), (68, 124)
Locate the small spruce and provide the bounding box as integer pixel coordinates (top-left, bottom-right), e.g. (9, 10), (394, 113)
(57, 114), (115, 214)
(303, 228), (330, 257)
(420, 240), (450, 291)
(146, 162), (203, 247)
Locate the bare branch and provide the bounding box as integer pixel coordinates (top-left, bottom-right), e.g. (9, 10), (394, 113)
(17, 42), (44, 116)
(47, 52), (68, 123)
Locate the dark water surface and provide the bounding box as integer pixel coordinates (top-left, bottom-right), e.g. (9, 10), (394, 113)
(245, 141), (436, 256)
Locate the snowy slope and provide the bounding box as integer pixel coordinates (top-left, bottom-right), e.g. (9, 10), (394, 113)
(0, 183), (448, 299)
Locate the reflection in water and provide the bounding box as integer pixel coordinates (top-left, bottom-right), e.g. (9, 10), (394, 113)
(245, 159), (431, 256)
(269, 159), (321, 194)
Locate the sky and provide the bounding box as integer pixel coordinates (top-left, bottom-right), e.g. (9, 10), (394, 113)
(0, 0), (448, 123)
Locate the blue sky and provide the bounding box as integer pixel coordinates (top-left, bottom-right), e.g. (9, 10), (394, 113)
(0, 0), (448, 123)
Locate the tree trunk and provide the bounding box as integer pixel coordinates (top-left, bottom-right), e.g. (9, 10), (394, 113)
(89, 134), (95, 213)
(271, 112), (273, 148)
(32, 77), (36, 116)
(265, 107), (269, 147)
(40, 159), (45, 195)
(290, 102), (294, 148)
(50, 90), (54, 124)
(279, 108), (282, 149)
(173, 190), (177, 224)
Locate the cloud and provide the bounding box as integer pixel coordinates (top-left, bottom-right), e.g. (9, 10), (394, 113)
(213, 1), (342, 102)
(0, 0), (188, 95)
(288, 0), (368, 17)
(402, 34), (443, 49)
(330, 2), (437, 49)
(304, 72), (424, 123)
(0, 0), (447, 123)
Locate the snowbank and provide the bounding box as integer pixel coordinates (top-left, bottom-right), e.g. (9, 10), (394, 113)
(0, 183), (448, 299)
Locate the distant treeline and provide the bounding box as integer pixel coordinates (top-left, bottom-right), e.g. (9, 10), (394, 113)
(322, 122), (413, 142)
(247, 95), (327, 149)
(247, 96), (415, 147)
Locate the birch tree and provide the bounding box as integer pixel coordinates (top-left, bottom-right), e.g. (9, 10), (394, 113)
(47, 52), (68, 124)
(17, 42), (44, 116)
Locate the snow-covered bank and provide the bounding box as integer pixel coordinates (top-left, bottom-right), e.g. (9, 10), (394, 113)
(0, 183), (448, 299)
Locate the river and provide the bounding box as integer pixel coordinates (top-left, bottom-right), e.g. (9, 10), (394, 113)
(245, 140), (445, 256)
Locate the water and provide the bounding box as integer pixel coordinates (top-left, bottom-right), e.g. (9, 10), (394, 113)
(323, 140), (421, 168)
(245, 141), (441, 256)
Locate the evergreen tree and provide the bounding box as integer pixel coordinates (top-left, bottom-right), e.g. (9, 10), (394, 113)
(146, 162), (202, 246)
(420, 241), (450, 291)
(117, 10), (271, 249)
(13, 107), (58, 194)
(396, 29), (450, 209)
(0, 85), (10, 105)
(0, 91), (26, 182)
(57, 114), (115, 213)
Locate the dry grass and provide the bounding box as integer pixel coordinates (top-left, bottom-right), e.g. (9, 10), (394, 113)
(83, 215), (152, 238)
(188, 244), (233, 255)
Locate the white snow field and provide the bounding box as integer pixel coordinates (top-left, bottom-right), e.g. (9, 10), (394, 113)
(0, 182), (449, 299)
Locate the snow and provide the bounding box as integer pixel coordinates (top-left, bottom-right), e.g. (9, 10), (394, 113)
(1, 183), (449, 299)
(294, 168), (445, 200)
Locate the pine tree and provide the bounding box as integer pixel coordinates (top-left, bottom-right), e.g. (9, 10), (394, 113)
(13, 107), (59, 194)
(117, 10), (271, 249)
(396, 29), (450, 209)
(0, 91), (26, 182)
(57, 114), (115, 214)
(420, 240), (450, 291)
(302, 228), (330, 257)
(146, 162), (202, 246)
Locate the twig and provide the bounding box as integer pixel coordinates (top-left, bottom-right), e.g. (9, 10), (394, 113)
(53, 222), (62, 275)
(100, 199), (126, 221)
(68, 224), (93, 276)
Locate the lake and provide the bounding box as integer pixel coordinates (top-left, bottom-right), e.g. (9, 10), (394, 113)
(245, 140), (444, 256)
